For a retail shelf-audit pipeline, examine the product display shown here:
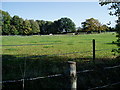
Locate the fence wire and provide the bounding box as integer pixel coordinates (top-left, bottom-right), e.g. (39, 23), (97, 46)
(17, 48), (119, 59)
(2, 40), (120, 89)
(88, 82), (120, 90)
(2, 64), (120, 84)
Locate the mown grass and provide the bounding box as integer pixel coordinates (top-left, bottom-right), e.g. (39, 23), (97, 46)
(2, 32), (118, 58)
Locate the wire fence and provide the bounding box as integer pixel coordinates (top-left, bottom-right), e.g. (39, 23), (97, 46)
(2, 39), (120, 89)
(2, 64), (120, 90)
(88, 82), (120, 90)
(16, 47), (118, 60)
(1, 74), (62, 83)
(2, 38), (118, 59)
(2, 64), (120, 82)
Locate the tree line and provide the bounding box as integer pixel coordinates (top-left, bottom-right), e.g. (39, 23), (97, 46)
(0, 10), (115, 35)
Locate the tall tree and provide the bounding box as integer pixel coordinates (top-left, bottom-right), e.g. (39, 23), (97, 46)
(29, 20), (40, 35)
(99, 0), (120, 54)
(11, 15), (24, 35)
(36, 20), (46, 34)
(1, 10), (11, 35)
(22, 20), (32, 35)
(81, 18), (103, 33)
(52, 20), (62, 33)
(10, 25), (19, 35)
(56, 17), (76, 33)
(44, 21), (53, 34)
(0, 10), (2, 35)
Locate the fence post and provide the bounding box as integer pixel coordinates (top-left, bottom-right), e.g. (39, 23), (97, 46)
(93, 39), (95, 64)
(67, 61), (77, 90)
(23, 79), (24, 90)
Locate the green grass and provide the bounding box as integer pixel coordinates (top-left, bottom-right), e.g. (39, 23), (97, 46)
(2, 32), (120, 89)
(2, 32), (118, 58)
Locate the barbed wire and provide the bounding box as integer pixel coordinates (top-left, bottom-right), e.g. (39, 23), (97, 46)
(104, 65), (120, 69)
(77, 70), (94, 74)
(88, 82), (120, 90)
(2, 64), (120, 84)
(2, 74), (62, 83)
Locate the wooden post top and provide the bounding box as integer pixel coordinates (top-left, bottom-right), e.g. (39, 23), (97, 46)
(67, 61), (76, 64)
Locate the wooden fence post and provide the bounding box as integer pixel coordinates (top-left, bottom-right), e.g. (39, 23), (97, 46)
(67, 61), (77, 90)
(93, 39), (95, 64)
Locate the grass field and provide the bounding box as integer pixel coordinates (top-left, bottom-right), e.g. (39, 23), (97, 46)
(2, 32), (120, 81)
(2, 32), (118, 58)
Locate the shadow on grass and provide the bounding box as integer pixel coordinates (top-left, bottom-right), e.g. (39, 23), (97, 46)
(2, 54), (120, 89)
(2, 55), (68, 80)
(104, 42), (117, 45)
(2, 54), (120, 80)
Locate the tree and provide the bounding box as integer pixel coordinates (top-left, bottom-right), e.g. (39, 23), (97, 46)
(99, 0), (120, 54)
(0, 10), (2, 35)
(36, 20), (46, 34)
(81, 18), (103, 33)
(44, 21), (53, 34)
(29, 20), (40, 35)
(109, 27), (116, 31)
(1, 10), (11, 35)
(101, 24), (109, 32)
(52, 20), (62, 33)
(10, 25), (19, 35)
(56, 17), (76, 33)
(2, 24), (11, 35)
(22, 20), (32, 35)
(11, 15), (24, 35)
(1, 10), (77, 35)
(49, 21), (58, 34)
(99, 1), (120, 17)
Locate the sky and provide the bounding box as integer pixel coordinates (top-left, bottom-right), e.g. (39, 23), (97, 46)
(1, 1), (118, 27)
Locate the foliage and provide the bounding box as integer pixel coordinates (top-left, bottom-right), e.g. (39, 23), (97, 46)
(44, 21), (53, 34)
(56, 17), (76, 33)
(36, 20), (46, 34)
(11, 15), (24, 35)
(1, 10), (76, 35)
(22, 20), (32, 35)
(99, 1), (120, 54)
(99, 1), (120, 17)
(1, 10), (11, 35)
(29, 20), (40, 35)
(0, 10), (2, 34)
(10, 25), (19, 35)
(81, 18), (109, 33)
(1, 9), (114, 35)
(101, 24), (109, 31)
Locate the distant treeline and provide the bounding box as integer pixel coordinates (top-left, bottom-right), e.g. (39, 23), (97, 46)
(0, 10), (116, 35)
